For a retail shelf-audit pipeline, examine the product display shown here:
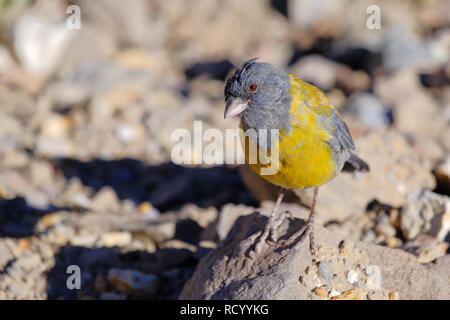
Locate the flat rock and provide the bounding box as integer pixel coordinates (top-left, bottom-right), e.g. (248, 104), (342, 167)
(180, 211), (450, 300)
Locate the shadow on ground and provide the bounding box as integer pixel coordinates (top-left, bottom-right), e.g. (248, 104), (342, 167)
(52, 158), (258, 212)
(46, 244), (200, 300)
(0, 196), (65, 238)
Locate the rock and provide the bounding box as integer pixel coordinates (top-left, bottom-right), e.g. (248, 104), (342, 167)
(180, 211), (450, 299)
(317, 261), (333, 284)
(389, 291), (400, 300)
(69, 234), (99, 247)
(13, 0), (76, 77)
(345, 92), (390, 128)
(90, 187), (121, 213)
(382, 27), (448, 73)
(331, 288), (369, 300)
(312, 285), (328, 298)
(402, 235), (449, 264)
(289, 55), (337, 90)
(107, 268), (159, 297)
(400, 190), (450, 241)
(99, 232), (132, 247)
(346, 270), (359, 284)
(374, 215), (397, 239)
(289, 55), (370, 93)
(124, 220), (176, 244)
(433, 156), (450, 195)
(375, 70), (446, 161)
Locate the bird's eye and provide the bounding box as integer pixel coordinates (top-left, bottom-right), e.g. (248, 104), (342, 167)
(248, 83), (257, 92)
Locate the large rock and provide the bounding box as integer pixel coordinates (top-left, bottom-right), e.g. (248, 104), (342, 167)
(180, 210), (450, 300)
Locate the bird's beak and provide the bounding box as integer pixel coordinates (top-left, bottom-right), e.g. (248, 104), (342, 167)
(224, 97), (249, 119)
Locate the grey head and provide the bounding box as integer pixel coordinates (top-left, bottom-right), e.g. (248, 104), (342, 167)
(224, 59), (292, 132)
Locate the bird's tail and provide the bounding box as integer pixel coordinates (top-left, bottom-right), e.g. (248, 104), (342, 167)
(342, 153), (370, 173)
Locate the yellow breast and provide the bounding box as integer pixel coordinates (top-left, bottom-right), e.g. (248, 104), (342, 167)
(241, 76), (337, 189)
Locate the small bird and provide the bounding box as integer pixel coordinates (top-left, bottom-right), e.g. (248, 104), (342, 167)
(224, 58), (369, 255)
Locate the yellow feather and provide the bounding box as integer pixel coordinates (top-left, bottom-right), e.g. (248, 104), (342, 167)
(242, 75), (337, 188)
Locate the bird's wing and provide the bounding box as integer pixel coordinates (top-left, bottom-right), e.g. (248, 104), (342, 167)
(288, 75), (355, 152)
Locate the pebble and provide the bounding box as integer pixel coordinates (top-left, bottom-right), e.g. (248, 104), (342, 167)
(312, 285), (329, 298)
(346, 92), (390, 128)
(91, 187), (121, 213)
(346, 269), (359, 284)
(328, 289), (340, 298)
(389, 291), (400, 300)
(317, 261), (333, 284)
(331, 289), (368, 300)
(434, 156), (450, 194)
(364, 265), (382, 290)
(99, 232), (132, 247)
(70, 234), (99, 247)
(401, 190), (450, 241)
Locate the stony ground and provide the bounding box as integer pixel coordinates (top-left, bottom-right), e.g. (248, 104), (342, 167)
(0, 0), (449, 299)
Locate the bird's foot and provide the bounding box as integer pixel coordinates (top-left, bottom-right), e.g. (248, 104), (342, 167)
(249, 210), (290, 257)
(268, 210), (289, 242)
(289, 219), (316, 256)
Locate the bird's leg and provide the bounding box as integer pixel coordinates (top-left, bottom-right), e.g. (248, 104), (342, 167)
(254, 188), (285, 254)
(290, 187), (319, 255)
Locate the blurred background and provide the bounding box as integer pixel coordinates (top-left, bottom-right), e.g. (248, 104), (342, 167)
(0, 0), (448, 299)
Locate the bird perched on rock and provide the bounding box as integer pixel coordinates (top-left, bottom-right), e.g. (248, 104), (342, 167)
(224, 58), (369, 255)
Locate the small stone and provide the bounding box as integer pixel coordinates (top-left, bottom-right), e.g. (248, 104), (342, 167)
(140, 221), (176, 244)
(137, 202), (160, 219)
(317, 261), (333, 283)
(329, 289), (340, 298)
(346, 270), (359, 284)
(159, 239), (196, 252)
(401, 190), (450, 241)
(99, 232), (132, 247)
(41, 114), (70, 139)
(365, 265), (382, 290)
(312, 285), (328, 298)
(91, 187), (121, 213)
(375, 215), (397, 238)
(346, 92), (390, 128)
(417, 241), (449, 263)
(17, 238), (30, 252)
(434, 156), (450, 194)
(331, 289), (368, 300)
(70, 234), (99, 247)
(386, 236), (402, 248)
(40, 212), (65, 229)
(389, 291), (400, 300)
(367, 292), (386, 300)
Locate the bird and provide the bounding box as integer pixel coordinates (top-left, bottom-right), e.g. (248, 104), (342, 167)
(224, 58), (369, 255)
